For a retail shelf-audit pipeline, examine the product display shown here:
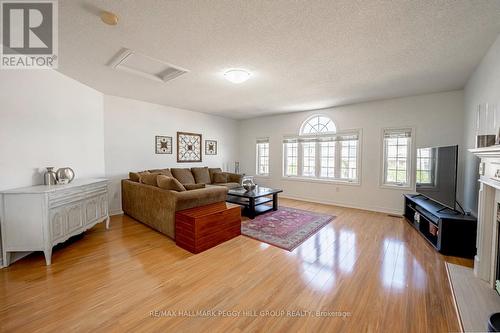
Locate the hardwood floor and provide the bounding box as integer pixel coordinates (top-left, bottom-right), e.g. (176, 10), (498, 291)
(0, 198), (469, 332)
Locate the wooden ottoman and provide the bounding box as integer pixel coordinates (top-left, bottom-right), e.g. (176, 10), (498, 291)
(175, 202), (241, 253)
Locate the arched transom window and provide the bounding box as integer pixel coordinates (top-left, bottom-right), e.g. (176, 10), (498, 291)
(283, 114), (359, 183)
(300, 115), (336, 135)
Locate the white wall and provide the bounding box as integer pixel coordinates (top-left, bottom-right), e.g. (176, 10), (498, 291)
(463, 34), (500, 215)
(0, 70), (105, 191)
(238, 91), (465, 215)
(0, 69), (105, 266)
(104, 95), (239, 214)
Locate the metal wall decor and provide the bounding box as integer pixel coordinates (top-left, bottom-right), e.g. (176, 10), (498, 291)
(156, 136), (173, 154)
(177, 132), (202, 162)
(205, 140), (217, 155)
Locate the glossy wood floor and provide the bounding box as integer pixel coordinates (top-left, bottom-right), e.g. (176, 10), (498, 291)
(0, 198), (471, 332)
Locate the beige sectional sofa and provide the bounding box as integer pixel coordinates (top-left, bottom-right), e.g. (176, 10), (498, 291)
(122, 167), (242, 238)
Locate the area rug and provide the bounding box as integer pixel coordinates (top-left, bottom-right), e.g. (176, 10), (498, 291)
(241, 206), (335, 251)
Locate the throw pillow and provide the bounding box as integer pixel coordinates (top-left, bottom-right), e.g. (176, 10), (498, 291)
(148, 168), (173, 177)
(130, 171), (149, 182)
(171, 168), (196, 184)
(157, 175), (186, 192)
(129, 172), (141, 182)
(208, 168), (223, 183)
(140, 173), (159, 186)
(184, 183), (206, 190)
(191, 167), (211, 184)
(213, 172), (228, 183)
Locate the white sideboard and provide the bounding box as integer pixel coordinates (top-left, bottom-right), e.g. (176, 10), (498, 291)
(0, 178), (109, 266)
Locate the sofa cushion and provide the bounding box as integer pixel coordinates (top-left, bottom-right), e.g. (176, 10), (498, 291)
(191, 167), (211, 184)
(184, 183), (206, 190)
(129, 171), (150, 182)
(157, 175), (186, 192)
(140, 173), (159, 186)
(171, 168), (196, 185)
(213, 172), (228, 183)
(148, 168), (173, 177)
(208, 168), (223, 183)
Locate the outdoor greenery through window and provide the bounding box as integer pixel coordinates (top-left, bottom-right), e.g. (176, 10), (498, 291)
(256, 138), (269, 176)
(416, 148), (433, 184)
(283, 115), (360, 183)
(382, 128), (412, 187)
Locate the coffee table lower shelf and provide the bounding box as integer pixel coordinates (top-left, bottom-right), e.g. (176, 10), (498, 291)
(226, 191), (281, 219)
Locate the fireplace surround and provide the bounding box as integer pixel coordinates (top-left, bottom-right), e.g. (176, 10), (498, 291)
(470, 146), (500, 289)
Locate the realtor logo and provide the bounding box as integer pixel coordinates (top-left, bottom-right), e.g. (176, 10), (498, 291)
(1, 0), (58, 69)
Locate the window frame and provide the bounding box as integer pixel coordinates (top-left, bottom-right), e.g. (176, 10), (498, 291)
(416, 147), (437, 188)
(283, 140), (299, 177)
(299, 114), (337, 135)
(282, 129), (362, 185)
(256, 138), (270, 176)
(380, 127), (415, 190)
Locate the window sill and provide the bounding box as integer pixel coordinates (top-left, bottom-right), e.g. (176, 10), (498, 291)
(254, 175), (271, 179)
(281, 176), (361, 186)
(379, 183), (412, 191)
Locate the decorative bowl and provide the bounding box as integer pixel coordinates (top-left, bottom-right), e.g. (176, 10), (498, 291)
(242, 179), (256, 191)
(56, 167), (75, 184)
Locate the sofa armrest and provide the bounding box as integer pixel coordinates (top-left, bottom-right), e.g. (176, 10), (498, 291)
(224, 172), (242, 184)
(122, 179), (177, 238)
(172, 186), (228, 211)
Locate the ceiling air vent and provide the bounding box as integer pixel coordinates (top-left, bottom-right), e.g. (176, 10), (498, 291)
(108, 48), (188, 83)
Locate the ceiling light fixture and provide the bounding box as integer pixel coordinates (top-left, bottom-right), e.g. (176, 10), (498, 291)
(101, 11), (118, 26)
(224, 69), (251, 84)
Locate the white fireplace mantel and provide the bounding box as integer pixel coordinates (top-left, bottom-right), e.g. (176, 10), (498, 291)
(470, 145), (500, 158)
(470, 145), (500, 288)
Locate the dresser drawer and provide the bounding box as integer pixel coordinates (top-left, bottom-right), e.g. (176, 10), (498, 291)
(49, 184), (107, 208)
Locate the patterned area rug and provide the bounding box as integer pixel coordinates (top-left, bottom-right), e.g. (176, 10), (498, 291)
(241, 206), (335, 251)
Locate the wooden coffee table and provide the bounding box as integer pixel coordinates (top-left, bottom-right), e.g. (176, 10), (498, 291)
(226, 186), (283, 219)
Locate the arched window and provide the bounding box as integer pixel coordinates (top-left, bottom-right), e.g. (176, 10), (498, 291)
(300, 115), (336, 135)
(283, 114), (360, 183)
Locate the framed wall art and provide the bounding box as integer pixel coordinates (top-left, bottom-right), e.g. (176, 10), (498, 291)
(205, 140), (217, 155)
(155, 136), (172, 154)
(177, 132), (202, 162)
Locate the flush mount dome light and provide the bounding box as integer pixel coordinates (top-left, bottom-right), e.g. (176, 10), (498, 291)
(224, 69), (251, 84)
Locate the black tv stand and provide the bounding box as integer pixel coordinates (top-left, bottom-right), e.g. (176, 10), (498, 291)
(403, 194), (477, 258)
(436, 206), (459, 215)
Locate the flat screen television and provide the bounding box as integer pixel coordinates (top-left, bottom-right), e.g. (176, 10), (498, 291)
(416, 145), (458, 210)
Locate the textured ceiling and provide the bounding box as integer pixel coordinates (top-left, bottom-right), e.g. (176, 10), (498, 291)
(58, 0), (500, 119)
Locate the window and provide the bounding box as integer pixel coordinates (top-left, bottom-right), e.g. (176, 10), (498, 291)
(300, 115), (336, 135)
(416, 148), (434, 185)
(341, 140), (357, 180)
(320, 141), (335, 178)
(302, 142), (316, 177)
(382, 128), (413, 187)
(284, 141), (298, 176)
(256, 138), (269, 176)
(283, 115), (360, 183)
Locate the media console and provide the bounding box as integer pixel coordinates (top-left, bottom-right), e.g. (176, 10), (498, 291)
(403, 194), (477, 258)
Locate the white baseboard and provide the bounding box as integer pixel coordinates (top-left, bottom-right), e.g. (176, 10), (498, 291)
(109, 209), (123, 216)
(280, 194), (403, 216)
